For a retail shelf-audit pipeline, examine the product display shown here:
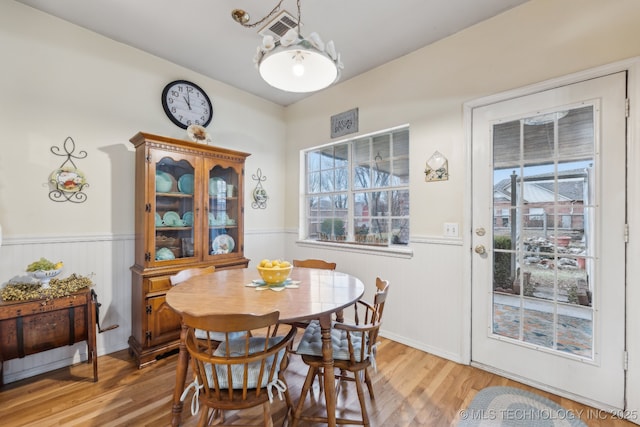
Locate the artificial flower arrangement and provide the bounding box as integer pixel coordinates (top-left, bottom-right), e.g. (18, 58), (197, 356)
(0, 257), (93, 302)
(253, 28), (343, 73)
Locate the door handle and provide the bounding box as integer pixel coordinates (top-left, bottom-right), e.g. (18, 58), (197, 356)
(475, 245), (486, 255)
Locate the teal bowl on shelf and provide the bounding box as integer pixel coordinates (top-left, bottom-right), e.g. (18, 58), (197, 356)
(156, 247), (175, 261)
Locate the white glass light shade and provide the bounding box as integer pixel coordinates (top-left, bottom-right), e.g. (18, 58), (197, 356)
(523, 110), (569, 125)
(259, 47), (338, 93)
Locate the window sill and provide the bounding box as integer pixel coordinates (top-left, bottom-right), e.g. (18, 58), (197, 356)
(295, 239), (413, 258)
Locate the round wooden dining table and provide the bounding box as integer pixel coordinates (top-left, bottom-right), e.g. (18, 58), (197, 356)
(165, 267), (365, 427)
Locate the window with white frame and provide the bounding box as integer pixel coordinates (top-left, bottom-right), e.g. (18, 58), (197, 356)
(303, 125), (409, 247)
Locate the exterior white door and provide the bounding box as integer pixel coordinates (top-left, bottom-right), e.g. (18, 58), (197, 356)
(471, 72), (627, 409)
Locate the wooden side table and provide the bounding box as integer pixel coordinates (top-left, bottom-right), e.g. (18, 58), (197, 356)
(0, 288), (97, 386)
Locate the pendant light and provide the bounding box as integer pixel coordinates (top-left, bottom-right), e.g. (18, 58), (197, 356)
(232, 0), (342, 93)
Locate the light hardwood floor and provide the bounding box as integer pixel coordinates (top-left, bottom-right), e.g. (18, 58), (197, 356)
(0, 337), (636, 426)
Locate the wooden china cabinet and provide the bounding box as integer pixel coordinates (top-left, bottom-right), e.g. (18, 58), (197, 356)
(128, 132), (250, 368)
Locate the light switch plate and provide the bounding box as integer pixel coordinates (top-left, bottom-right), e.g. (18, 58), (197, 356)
(444, 222), (459, 237)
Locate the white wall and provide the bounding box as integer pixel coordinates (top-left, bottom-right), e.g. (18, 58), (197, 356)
(0, 1), (287, 382)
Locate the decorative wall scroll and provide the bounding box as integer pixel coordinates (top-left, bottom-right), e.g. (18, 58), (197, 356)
(49, 136), (89, 203)
(331, 107), (359, 138)
(251, 168), (268, 209)
(424, 150), (449, 182)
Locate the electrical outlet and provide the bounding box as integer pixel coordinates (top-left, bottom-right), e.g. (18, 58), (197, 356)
(444, 222), (459, 237)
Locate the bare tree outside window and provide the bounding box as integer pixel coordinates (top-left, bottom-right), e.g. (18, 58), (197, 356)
(304, 126), (409, 246)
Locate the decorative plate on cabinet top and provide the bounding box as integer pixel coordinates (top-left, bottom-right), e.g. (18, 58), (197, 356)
(187, 124), (212, 144)
(178, 174), (194, 194)
(212, 235), (234, 254)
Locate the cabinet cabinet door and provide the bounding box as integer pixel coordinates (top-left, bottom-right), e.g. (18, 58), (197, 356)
(147, 295), (181, 347)
(204, 158), (243, 261)
(149, 149), (202, 267)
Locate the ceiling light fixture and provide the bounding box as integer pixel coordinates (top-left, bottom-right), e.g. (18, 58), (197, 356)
(232, 0), (343, 93)
(523, 111), (569, 126)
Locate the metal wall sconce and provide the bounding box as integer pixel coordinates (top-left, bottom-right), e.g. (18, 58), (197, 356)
(49, 136), (89, 203)
(251, 168), (268, 209)
(424, 151), (448, 182)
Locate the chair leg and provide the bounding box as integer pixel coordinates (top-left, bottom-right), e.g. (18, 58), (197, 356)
(262, 401), (273, 427)
(354, 371), (370, 427)
(197, 407), (209, 427)
(363, 367), (375, 399)
(317, 368), (324, 392)
(281, 376), (293, 426)
(213, 409), (224, 424)
(292, 366), (319, 427)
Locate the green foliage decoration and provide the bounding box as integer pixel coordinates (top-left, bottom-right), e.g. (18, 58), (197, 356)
(321, 218), (345, 237)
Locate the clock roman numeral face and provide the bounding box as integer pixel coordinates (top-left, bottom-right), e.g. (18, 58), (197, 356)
(162, 80), (213, 129)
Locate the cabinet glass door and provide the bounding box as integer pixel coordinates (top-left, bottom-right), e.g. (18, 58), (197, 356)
(154, 154), (196, 262)
(207, 164), (239, 257)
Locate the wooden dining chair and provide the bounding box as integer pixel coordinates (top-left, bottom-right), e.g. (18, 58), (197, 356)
(182, 311), (297, 427)
(169, 265), (216, 286)
(170, 265), (230, 342)
(292, 259), (337, 270)
(289, 259), (337, 330)
(290, 258), (339, 389)
(292, 277), (390, 427)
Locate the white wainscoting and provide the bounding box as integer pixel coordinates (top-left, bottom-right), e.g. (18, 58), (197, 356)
(0, 229), (468, 383)
(0, 234), (133, 384)
(284, 229), (468, 364)
(0, 230), (288, 384)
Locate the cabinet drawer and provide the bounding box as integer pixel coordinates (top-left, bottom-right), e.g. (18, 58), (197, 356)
(147, 276), (172, 293)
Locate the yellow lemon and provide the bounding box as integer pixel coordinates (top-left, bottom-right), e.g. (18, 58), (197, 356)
(264, 262), (273, 268)
(280, 261), (291, 268)
(259, 259), (269, 267)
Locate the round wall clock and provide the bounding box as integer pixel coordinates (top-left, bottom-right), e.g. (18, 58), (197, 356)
(161, 80), (213, 129)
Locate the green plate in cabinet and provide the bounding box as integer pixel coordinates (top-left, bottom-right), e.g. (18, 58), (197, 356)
(163, 211), (181, 226)
(178, 174), (194, 194)
(182, 211), (193, 226)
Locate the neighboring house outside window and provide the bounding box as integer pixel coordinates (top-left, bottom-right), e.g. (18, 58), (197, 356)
(303, 126), (410, 247)
(493, 171), (586, 234)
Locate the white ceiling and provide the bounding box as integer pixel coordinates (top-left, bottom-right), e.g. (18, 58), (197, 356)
(16, 0), (528, 106)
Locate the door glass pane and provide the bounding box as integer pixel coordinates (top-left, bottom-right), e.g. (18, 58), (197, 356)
(558, 106), (594, 157)
(491, 106), (595, 358)
(155, 156), (195, 261)
(523, 120), (554, 162)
